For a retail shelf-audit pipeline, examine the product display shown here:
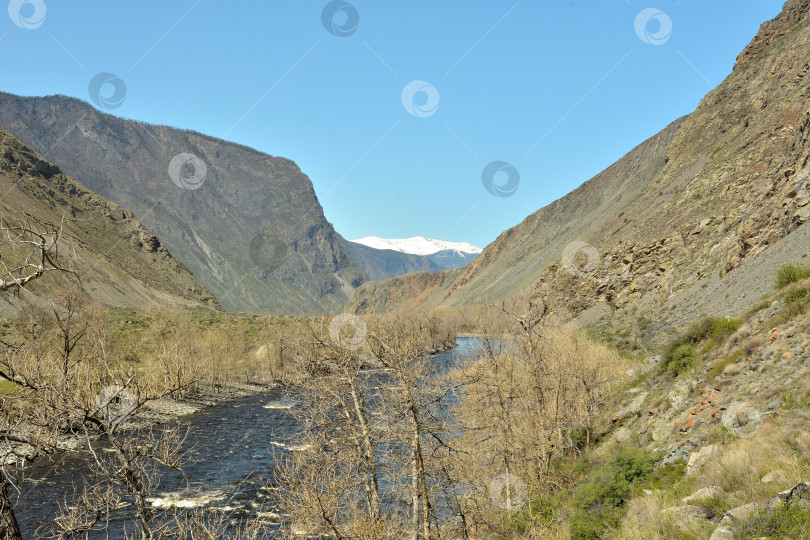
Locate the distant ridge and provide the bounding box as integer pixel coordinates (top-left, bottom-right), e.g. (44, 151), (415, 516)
(351, 236), (482, 256)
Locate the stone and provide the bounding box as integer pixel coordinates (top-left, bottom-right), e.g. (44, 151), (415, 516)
(709, 525), (735, 540)
(687, 444), (717, 476)
(721, 401), (762, 437)
(721, 502), (760, 525)
(767, 398), (785, 410)
(761, 470), (787, 483)
(771, 481), (810, 506)
(682, 485), (724, 504)
(663, 505), (714, 528)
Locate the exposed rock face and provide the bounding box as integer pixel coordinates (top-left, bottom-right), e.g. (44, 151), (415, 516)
(0, 94), (367, 314)
(350, 0), (810, 329)
(0, 127), (219, 309)
(735, 0), (810, 70)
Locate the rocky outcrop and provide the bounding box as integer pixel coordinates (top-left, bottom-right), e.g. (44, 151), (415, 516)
(735, 0), (810, 70)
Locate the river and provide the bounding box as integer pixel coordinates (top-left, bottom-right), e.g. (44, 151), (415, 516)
(13, 337), (482, 537)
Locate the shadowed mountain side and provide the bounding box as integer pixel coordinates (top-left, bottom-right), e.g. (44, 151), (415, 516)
(0, 126), (219, 310)
(0, 94), (367, 314)
(345, 241), (444, 281)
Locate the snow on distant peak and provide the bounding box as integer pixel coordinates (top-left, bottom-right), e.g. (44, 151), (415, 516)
(351, 236), (482, 256)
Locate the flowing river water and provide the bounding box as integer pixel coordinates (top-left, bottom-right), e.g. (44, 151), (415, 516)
(13, 337), (482, 537)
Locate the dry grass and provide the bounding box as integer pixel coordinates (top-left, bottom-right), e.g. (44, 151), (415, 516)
(743, 335), (764, 357)
(724, 324), (751, 353)
(613, 422), (810, 539)
(699, 423), (810, 503)
(616, 491), (715, 540)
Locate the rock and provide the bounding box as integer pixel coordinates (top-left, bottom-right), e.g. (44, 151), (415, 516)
(687, 444), (717, 476)
(721, 502), (760, 525)
(721, 401), (762, 437)
(767, 398), (785, 410)
(770, 481), (810, 506)
(709, 525), (735, 540)
(682, 485), (724, 504)
(664, 505), (714, 528)
(761, 470), (787, 483)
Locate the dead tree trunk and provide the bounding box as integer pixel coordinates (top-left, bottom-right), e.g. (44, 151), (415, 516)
(0, 473), (22, 540)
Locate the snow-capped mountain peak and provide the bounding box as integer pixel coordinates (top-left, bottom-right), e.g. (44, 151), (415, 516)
(351, 236), (482, 257)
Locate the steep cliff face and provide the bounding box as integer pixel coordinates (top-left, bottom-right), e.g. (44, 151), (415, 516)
(0, 126), (219, 309)
(350, 0), (810, 324)
(0, 94), (367, 314)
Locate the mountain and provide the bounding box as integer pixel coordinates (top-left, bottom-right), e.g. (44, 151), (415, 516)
(0, 93), (367, 314)
(0, 126), (218, 310)
(351, 236), (481, 257)
(349, 0), (810, 326)
(344, 242), (444, 281)
(350, 236), (481, 271)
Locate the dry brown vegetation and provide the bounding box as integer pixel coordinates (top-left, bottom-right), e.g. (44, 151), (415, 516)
(0, 211), (629, 539)
(271, 296), (627, 538)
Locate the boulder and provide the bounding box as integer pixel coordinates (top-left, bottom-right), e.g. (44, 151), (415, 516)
(709, 525), (735, 540)
(721, 401), (762, 437)
(769, 481), (810, 506)
(760, 470), (787, 484)
(720, 502), (760, 525)
(687, 444), (717, 476)
(682, 485), (724, 504)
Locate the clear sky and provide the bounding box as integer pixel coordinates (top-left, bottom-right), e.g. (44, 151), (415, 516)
(1, 0), (785, 249)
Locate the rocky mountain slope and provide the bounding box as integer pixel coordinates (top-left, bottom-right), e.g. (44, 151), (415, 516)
(0, 126), (218, 310)
(0, 94), (367, 314)
(350, 0), (810, 331)
(349, 117), (684, 313)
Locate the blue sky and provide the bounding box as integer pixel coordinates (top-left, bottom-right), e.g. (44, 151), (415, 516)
(1, 0), (785, 249)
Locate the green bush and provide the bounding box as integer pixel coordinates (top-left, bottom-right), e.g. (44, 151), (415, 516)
(736, 502), (810, 538)
(569, 448), (655, 540)
(665, 344), (698, 375)
(775, 264), (810, 290)
(661, 317), (741, 376)
(784, 287), (810, 318)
